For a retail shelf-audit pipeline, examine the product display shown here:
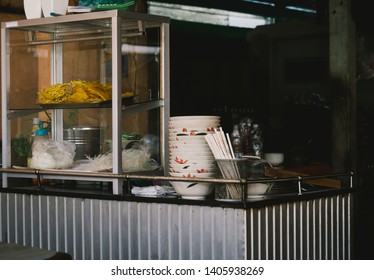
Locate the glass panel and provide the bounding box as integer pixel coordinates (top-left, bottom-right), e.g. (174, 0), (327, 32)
(121, 107), (161, 165)
(8, 29), (42, 110)
(103, 107), (161, 164)
(59, 106), (161, 166)
(8, 18), (161, 110)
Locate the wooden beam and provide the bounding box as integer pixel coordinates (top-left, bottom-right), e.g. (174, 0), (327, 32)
(150, 0), (316, 19)
(329, 0), (356, 174)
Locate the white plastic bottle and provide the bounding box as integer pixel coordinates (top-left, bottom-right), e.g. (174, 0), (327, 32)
(30, 122), (55, 169)
(31, 118), (40, 136)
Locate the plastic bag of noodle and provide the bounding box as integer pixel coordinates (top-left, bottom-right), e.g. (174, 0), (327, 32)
(30, 139), (76, 169)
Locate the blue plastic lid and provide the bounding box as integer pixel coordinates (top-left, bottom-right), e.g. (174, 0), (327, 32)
(35, 128), (48, 136)
(35, 121), (49, 136)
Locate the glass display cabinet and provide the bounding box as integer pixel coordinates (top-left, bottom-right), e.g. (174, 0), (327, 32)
(1, 11), (170, 194)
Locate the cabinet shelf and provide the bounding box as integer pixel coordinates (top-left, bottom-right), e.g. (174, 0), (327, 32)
(8, 98), (164, 120)
(39, 95), (134, 108)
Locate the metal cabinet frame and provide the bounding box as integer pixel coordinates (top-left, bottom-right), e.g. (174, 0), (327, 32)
(1, 11), (170, 194)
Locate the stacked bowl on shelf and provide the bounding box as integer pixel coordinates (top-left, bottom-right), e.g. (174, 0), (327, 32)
(168, 116), (220, 199)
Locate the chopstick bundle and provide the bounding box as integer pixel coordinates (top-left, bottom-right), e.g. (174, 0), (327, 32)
(205, 128), (234, 160)
(205, 128), (244, 200)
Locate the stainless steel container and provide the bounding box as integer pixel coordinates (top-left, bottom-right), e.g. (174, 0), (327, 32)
(63, 126), (105, 160)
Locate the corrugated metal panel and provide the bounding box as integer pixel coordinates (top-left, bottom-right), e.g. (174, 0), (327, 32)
(246, 194), (352, 260)
(0, 193), (246, 260)
(0, 192), (351, 260)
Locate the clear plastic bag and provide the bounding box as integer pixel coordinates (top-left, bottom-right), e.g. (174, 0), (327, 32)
(30, 139), (76, 169)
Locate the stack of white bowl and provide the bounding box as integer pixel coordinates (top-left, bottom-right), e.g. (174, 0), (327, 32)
(168, 116), (220, 199)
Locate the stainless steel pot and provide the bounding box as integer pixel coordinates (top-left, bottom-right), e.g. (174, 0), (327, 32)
(63, 126), (105, 160)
